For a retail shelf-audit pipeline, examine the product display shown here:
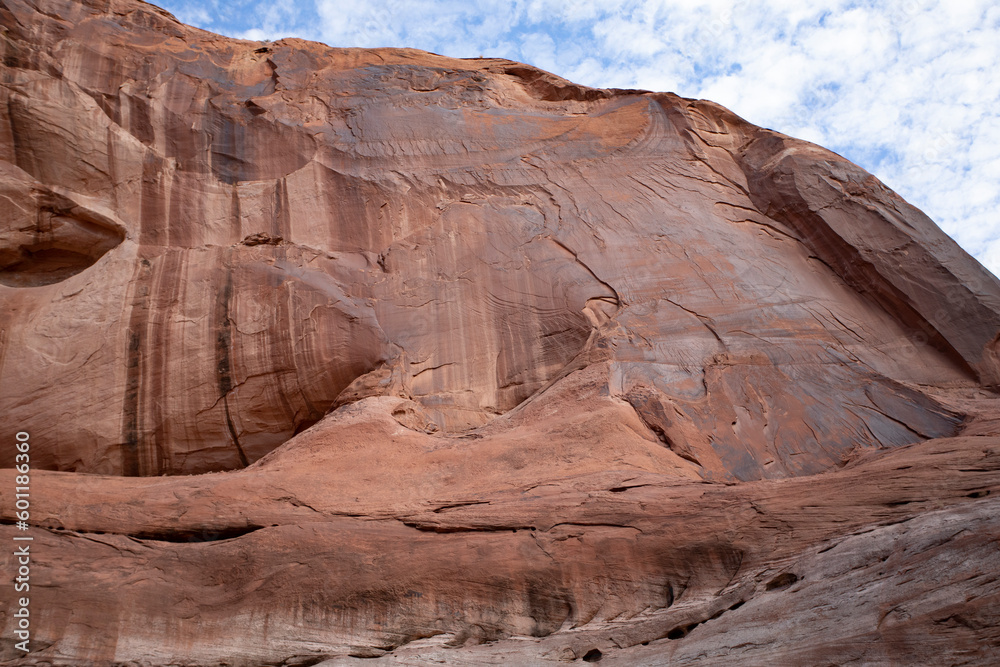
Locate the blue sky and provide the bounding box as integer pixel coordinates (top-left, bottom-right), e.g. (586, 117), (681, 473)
(156, 0), (1000, 275)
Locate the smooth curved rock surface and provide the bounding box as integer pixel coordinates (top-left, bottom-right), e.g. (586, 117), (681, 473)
(1, 0), (1000, 665)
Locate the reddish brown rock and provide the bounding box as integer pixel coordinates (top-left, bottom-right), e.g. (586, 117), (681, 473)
(1, 0), (1000, 665)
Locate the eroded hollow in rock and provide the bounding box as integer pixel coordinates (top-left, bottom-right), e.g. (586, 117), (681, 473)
(766, 572), (800, 591)
(0, 209), (125, 287)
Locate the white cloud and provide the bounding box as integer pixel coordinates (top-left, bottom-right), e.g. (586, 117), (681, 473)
(156, 0), (1000, 275)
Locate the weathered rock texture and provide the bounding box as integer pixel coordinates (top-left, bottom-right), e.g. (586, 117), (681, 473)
(1, 0), (1000, 664)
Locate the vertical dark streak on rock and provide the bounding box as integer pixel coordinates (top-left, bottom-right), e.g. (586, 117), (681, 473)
(322, 165), (343, 249)
(122, 327), (141, 476)
(106, 126), (118, 210)
(264, 244), (302, 426)
(121, 258), (152, 477)
(273, 177), (290, 239)
(139, 151), (164, 247)
(7, 95), (35, 177)
(120, 142), (169, 475)
(215, 252), (248, 467)
(0, 327), (9, 385)
(168, 165), (193, 247)
(275, 244), (320, 429)
(230, 184), (242, 243)
(125, 92), (155, 145)
(224, 401), (248, 467)
(143, 251), (181, 475)
(270, 180), (280, 237)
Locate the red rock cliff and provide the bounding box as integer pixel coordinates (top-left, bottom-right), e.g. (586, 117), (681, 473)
(1, 0), (999, 664)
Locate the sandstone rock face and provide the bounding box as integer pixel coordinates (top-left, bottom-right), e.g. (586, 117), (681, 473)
(1, 0), (1000, 665)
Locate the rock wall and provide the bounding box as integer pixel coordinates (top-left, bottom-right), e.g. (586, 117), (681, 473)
(1, 0), (1000, 664)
